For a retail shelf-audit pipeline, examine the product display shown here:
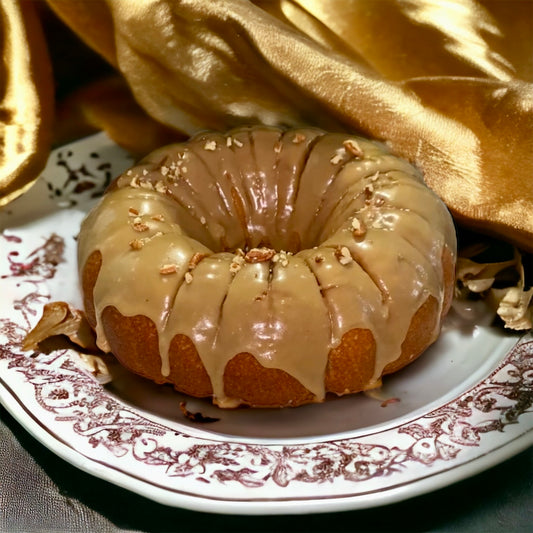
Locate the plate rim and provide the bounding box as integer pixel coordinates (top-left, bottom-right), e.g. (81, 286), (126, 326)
(1, 374), (531, 515)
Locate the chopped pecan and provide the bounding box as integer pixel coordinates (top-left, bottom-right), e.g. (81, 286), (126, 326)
(351, 217), (367, 239)
(343, 139), (364, 158)
(159, 264), (178, 275)
(245, 247), (276, 263)
(335, 246), (353, 265)
(188, 252), (206, 270)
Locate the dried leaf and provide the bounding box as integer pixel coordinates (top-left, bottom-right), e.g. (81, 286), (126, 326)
(23, 301), (98, 351)
(23, 301), (113, 383)
(455, 244), (532, 330)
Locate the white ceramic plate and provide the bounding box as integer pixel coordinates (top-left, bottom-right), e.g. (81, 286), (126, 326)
(0, 133), (532, 515)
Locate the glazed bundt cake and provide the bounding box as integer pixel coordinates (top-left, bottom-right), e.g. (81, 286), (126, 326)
(78, 126), (456, 408)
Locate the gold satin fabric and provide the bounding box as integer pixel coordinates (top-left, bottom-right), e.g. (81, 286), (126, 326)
(3, 0), (533, 252)
(0, 0), (54, 206)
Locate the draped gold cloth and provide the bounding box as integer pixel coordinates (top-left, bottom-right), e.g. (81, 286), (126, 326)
(0, 1), (54, 206)
(2, 0), (532, 253)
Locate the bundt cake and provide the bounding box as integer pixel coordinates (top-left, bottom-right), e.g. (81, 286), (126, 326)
(78, 126), (456, 408)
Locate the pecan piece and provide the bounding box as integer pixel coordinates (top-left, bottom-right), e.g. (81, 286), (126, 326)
(245, 247), (276, 263)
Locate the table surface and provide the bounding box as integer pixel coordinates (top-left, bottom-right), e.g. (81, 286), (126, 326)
(1, 404), (531, 533)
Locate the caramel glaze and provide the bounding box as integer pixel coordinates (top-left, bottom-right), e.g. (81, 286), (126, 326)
(78, 126), (456, 407)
